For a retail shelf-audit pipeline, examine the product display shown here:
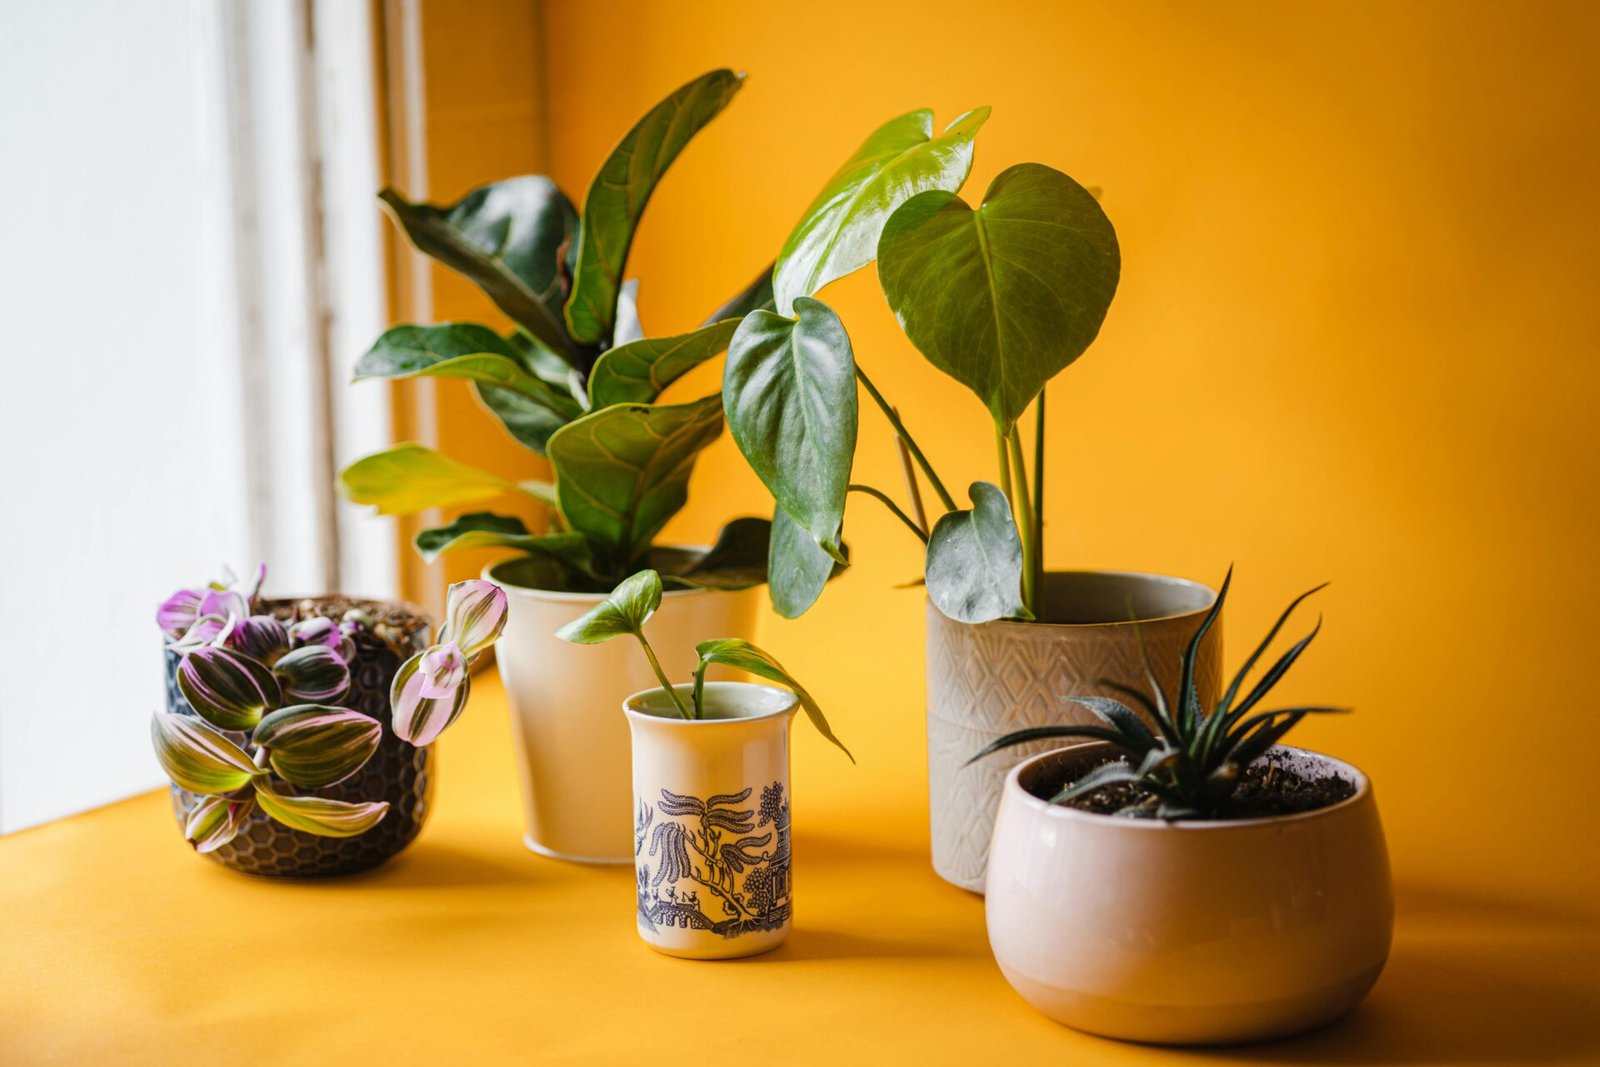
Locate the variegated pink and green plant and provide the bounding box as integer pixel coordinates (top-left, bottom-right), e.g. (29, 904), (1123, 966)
(152, 568), (507, 852)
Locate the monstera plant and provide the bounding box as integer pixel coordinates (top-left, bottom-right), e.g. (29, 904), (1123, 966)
(340, 69), (775, 592)
(720, 109), (1121, 622)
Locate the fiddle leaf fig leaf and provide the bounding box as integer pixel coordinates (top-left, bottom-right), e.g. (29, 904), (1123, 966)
(723, 298), (857, 561)
(474, 384), (570, 454)
(554, 569), (663, 644)
(587, 319), (740, 408)
(414, 512), (597, 577)
(925, 481), (1031, 623)
(252, 705), (382, 789)
(252, 781), (390, 838)
(877, 162), (1120, 429)
(184, 795), (253, 854)
(546, 395), (725, 565)
(151, 713), (261, 796)
(565, 69), (745, 344)
(693, 639), (852, 762)
(355, 323), (581, 418)
(701, 264), (775, 326)
(772, 106), (989, 315)
(767, 505), (839, 619)
(663, 516), (771, 591)
(379, 177), (579, 365)
(341, 444), (541, 516)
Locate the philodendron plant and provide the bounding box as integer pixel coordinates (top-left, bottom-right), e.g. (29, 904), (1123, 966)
(969, 570), (1348, 819)
(340, 69), (778, 593)
(152, 570), (507, 851)
(718, 106), (1120, 622)
(554, 569), (851, 761)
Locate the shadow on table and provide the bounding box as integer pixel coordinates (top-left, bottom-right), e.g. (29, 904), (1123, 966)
(1178, 884), (1600, 1065)
(742, 925), (988, 964)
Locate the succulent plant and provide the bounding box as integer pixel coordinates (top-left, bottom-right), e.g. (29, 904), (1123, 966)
(554, 569), (852, 761)
(969, 570), (1348, 819)
(152, 568), (508, 851)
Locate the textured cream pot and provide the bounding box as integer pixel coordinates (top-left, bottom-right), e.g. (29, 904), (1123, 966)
(926, 571), (1221, 893)
(488, 562), (758, 863)
(986, 743), (1392, 1044)
(625, 683), (798, 960)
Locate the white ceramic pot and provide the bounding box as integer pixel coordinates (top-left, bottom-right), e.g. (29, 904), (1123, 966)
(488, 560), (759, 863)
(625, 682), (797, 960)
(927, 571), (1221, 892)
(986, 743), (1392, 1045)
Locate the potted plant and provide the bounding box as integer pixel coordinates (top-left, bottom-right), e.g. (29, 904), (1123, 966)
(153, 569), (506, 877)
(714, 108), (1221, 889)
(972, 572), (1391, 1043)
(339, 69), (790, 862)
(555, 570), (849, 959)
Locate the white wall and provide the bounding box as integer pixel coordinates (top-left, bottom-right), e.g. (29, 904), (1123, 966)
(0, 1), (392, 832)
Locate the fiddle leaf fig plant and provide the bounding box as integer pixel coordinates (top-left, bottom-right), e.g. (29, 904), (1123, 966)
(341, 68), (775, 593)
(555, 569), (852, 761)
(967, 570), (1349, 820)
(153, 568), (508, 852)
(722, 108), (1120, 623)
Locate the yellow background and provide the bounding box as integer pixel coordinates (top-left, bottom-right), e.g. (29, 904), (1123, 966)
(411, 0), (1600, 912)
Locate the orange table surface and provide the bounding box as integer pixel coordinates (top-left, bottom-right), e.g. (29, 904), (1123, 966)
(4, 671), (1596, 1065)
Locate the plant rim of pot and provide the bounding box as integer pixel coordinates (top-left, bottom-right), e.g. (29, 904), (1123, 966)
(484, 543), (737, 598)
(941, 570), (1217, 631)
(1006, 742), (1371, 831)
(623, 681), (799, 725)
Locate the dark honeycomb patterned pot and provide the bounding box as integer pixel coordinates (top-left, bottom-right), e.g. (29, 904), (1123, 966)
(163, 597), (435, 878)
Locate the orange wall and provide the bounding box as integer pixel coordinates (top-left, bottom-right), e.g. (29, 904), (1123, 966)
(415, 1), (1598, 911)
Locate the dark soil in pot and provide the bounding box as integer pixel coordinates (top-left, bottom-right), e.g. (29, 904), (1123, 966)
(1028, 749), (1356, 820)
(163, 596), (433, 877)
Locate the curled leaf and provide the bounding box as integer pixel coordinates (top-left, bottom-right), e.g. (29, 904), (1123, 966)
(693, 638), (852, 762)
(272, 645), (351, 703)
(390, 650), (471, 747)
(184, 795), (253, 853)
(924, 481), (1031, 624)
(252, 781), (390, 838)
(442, 580), (508, 658)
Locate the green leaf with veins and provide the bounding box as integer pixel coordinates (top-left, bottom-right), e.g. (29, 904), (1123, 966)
(355, 323), (581, 419)
(693, 639), (852, 761)
(925, 481), (1031, 623)
(413, 512), (596, 576)
(587, 319), (740, 408)
(766, 505), (841, 618)
(340, 444), (539, 516)
(554, 569), (663, 644)
(545, 394), (724, 567)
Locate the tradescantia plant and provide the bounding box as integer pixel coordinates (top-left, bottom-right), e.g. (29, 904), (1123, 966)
(340, 69), (778, 593)
(152, 569), (507, 851)
(554, 569), (851, 762)
(719, 107), (1120, 622)
(968, 571), (1348, 819)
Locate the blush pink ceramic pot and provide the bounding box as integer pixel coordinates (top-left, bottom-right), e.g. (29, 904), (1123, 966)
(985, 743), (1392, 1044)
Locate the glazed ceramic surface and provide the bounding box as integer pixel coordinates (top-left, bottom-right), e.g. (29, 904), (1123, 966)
(926, 571), (1221, 892)
(625, 682), (797, 960)
(164, 599), (434, 877)
(986, 743), (1393, 1044)
(490, 561), (759, 863)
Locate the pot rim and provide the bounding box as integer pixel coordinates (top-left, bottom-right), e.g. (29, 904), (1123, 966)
(1002, 742), (1372, 831)
(260, 592), (431, 618)
(483, 544), (739, 602)
(930, 569), (1217, 629)
(623, 681), (799, 726)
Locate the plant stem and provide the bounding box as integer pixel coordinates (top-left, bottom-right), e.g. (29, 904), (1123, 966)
(996, 425), (1013, 509)
(1032, 390), (1046, 606)
(848, 484), (928, 544)
(891, 408), (930, 536)
(635, 632), (692, 719)
(856, 366), (956, 512)
(1007, 427), (1037, 616)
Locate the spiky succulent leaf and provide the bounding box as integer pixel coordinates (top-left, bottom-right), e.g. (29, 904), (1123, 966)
(1177, 566), (1230, 734)
(176, 646), (282, 731)
(151, 714), (260, 795)
(252, 782), (390, 838)
(1050, 760), (1144, 804)
(965, 724), (1129, 767)
(184, 795), (253, 853)
(253, 705), (383, 788)
(1062, 696), (1157, 752)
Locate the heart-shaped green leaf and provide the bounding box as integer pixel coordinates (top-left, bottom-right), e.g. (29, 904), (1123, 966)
(877, 162), (1120, 430)
(414, 512), (596, 579)
(554, 569), (663, 644)
(340, 444), (540, 516)
(925, 481), (1031, 623)
(355, 323), (581, 418)
(546, 395), (724, 567)
(772, 107), (989, 315)
(723, 298), (857, 560)
(380, 177), (579, 364)
(587, 319), (740, 408)
(151, 713), (260, 796)
(767, 505), (839, 618)
(693, 639), (852, 762)
(565, 69), (744, 345)
(252, 705), (382, 789)
(252, 782), (390, 838)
